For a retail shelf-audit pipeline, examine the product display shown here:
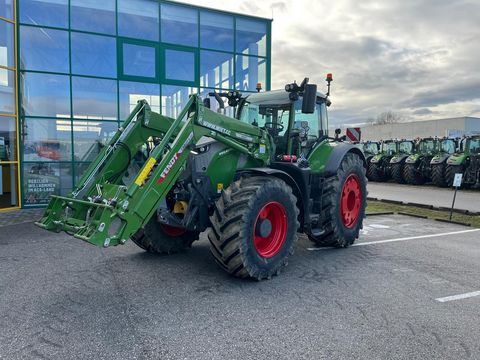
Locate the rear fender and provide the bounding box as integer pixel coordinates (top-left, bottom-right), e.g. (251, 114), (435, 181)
(323, 143), (367, 177)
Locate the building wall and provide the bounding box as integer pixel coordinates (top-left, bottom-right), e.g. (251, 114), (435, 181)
(15, 0), (272, 207)
(359, 117), (480, 141)
(0, 0), (21, 210)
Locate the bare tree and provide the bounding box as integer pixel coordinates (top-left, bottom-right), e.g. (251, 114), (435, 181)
(374, 111), (404, 125)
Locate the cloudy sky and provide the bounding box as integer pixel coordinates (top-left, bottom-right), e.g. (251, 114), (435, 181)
(188, 0), (480, 125)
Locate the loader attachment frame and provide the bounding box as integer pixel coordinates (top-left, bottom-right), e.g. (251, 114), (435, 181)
(36, 95), (271, 247)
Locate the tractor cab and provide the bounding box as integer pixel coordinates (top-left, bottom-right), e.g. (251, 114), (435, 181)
(439, 138), (457, 154)
(237, 88), (329, 158)
(382, 141), (397, 156)
(416, 138), (438, 155)
(467, 137), (480, 154)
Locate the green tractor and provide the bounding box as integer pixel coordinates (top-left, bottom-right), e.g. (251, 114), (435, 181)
(446, 136), (480, 188)
(388, 140), (415, 184)
(357, 141), (380, 175)
(368, 139), (414, 182)
(404, 138), (440, 185)
(430, 138), (459, 187)
(35, 77), (367, 280)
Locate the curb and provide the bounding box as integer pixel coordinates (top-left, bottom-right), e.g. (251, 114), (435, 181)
(368, 197), (480, 216)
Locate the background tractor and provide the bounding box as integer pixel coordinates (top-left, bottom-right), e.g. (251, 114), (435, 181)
(36, 77), (367, 280)
(388, 140), (415, 183)
(404, 138), (439, 185)
(430, 138), (458, 187)
(368, 139), (414, 182)
(446, 136), (480, 188)
(355, 141), (379, 176)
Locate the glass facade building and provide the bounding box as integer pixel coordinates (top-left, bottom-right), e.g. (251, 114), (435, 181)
(0, 0), (271, 209)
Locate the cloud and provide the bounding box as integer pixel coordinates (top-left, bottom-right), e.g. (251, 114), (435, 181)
(412, 108), (433, 116)
(186, 0), (480, 124)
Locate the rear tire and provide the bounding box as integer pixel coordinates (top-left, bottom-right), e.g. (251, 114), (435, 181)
(391, 163), (406, 183)
(208, 176), (299, 280)
(404, 163), (425, 185)
(131, 216), (199, 254)
(309, 152), (367, 248)
(431, 163), (447, 187)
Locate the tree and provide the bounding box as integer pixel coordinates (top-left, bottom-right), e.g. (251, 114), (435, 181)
(374, 111), (404, 125)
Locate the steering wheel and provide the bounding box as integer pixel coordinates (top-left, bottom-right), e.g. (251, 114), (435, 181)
(264, 122), (284, 136)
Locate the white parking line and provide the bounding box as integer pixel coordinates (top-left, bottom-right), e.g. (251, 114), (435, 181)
(436, 291), (480, 303)
(307, 229), (480, 251)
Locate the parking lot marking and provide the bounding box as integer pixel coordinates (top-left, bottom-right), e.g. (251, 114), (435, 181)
(307, 229), (480, 251)
(436, 291), (480, 303)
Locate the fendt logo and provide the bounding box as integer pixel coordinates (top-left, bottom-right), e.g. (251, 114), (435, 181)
(157, 152), (181, 184)
(157, 133), (194, 184)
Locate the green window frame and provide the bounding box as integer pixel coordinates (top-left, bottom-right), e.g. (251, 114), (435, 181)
(161, 43), (199, 87)
(117, 38), (160, 83)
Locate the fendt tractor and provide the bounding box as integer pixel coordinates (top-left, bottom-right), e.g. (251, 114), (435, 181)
(404, 137), (443, 185)
(388, 140), (416, 184)
(430, 137), (458, 187)
(355, 141), (379, 176)
(446, 136), (480, 188)
(36, 76), (368, 280)
(368, 139), (414, 182)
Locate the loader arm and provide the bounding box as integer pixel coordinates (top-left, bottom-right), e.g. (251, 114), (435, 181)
(35, 95), (272, 247)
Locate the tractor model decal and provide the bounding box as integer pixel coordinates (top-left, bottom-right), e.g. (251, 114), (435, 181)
(157, 133), (194, 184)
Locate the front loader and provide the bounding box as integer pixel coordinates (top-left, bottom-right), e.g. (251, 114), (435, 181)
(36, 77), (367, 280)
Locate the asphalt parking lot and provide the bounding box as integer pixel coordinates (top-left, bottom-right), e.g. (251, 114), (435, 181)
(1, 214), (479, 359)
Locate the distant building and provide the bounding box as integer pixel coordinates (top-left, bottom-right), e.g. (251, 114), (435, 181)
(358, 117), (480, 141)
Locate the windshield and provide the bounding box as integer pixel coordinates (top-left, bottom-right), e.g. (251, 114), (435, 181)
(441, 139), (456, 154)
(419, 140), (436, 152)
(239, 98), (326, 138)
(399, 141), (413, 153)
(383, 142), (396, 154)
(238, 102), (290, 136)
(364, 143), (378, 154)
(468, 139), (480, 153)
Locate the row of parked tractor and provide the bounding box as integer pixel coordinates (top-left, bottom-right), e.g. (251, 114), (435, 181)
(356, 136), (480, 188)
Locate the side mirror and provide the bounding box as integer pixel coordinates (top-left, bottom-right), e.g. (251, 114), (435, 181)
(335, 128), (341, 135)
(203, 98), (211, 109)
(302, 84), (317, 114)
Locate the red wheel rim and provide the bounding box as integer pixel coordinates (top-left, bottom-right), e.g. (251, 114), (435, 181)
(340, 174), (362, 228)
(160, 223), (186, 237)
(253, 202), (288, 258)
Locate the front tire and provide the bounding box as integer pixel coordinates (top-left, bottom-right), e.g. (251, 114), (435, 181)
(391, 163), (406, 183)
(431, 163), (447, 187)
(404, 163), (425, 185)
(131, 216), (199, 254)
(445, 164), (465, 187)
(369, 162), (389, 182)
(208, 177), (299, 280)
(309, 152), (367, 248)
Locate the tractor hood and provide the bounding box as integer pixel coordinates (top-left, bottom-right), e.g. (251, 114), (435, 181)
(405, 153), (422, 164)
(390, 154), (409, 164)
(447, 153), (468, 166)
(245, 89), (328, 106)
(431, 153), (450, 164)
